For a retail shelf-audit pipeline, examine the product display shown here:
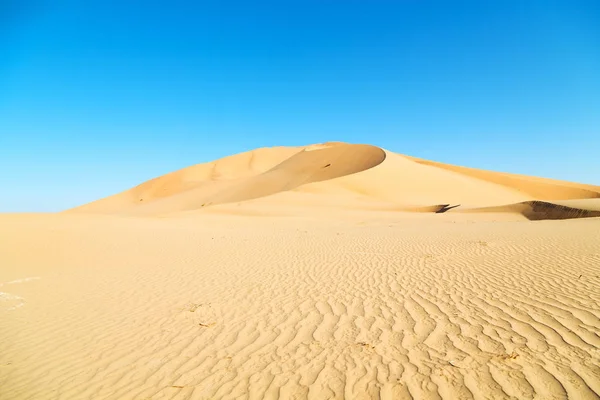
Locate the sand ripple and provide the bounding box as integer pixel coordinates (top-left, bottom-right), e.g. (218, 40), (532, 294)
(1, 214), (598, 399)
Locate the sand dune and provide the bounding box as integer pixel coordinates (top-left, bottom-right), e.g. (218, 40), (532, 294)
(2, 142), (600, 399)
(458, 199), (600, 221)
(69, 142), (600, 219)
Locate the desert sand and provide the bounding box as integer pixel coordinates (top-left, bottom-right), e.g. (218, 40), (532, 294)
(1, 142), (599, 399)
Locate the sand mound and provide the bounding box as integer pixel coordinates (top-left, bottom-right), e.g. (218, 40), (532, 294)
(68, 142), (600, 216)
(461, 199), (600, 221)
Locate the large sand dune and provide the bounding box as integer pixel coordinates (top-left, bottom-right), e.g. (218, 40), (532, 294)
(69, 142), (600, 220)
(2, 142), (599, 399)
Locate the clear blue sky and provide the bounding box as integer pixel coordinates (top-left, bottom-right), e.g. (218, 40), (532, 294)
(1, 1), (599, 212)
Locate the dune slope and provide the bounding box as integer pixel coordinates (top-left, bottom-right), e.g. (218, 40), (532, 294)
(407, 156), (600, 200)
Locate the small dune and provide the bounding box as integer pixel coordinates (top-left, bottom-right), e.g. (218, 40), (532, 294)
(460, 199), (600, 221)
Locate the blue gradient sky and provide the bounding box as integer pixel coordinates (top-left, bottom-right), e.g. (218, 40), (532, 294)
(1, 1), (599, 212)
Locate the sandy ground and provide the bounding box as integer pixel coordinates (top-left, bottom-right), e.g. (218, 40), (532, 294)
(1, 143), (599, 399)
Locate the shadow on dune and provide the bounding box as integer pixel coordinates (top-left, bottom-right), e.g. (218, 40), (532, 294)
(183, 144), (387, 209)
(435, 204), (461, 213)
(392, 204), (461, 213)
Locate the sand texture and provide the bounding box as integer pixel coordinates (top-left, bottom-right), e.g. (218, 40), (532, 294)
(1, 142), (599, 399)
